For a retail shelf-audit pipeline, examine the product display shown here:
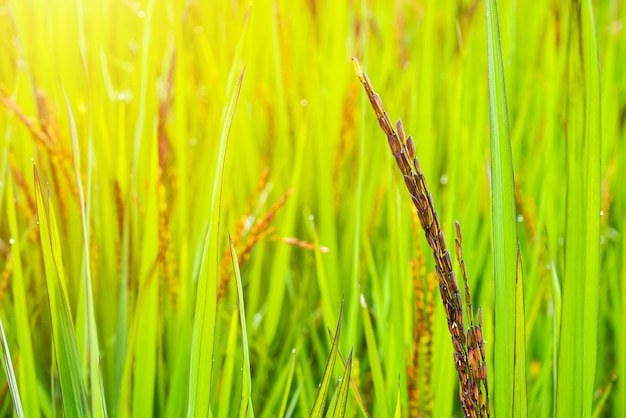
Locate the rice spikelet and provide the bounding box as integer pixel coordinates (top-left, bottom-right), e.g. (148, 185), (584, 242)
(0, 254), (12, 308)
(354, 58), (489, 417)
(217, 171), (292, 302)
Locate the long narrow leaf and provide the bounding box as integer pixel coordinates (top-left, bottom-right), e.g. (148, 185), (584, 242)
(330, 348), (353, 418)
(277, 348), (297, 418)
(0, 318), (25, 418)
(393, 382), (402, 418)
(187, 67), (245, 417)
(34, 165), (89, 418)
(6, 174), (40, 417)
(328, 332), (370, 418)
(309, 301), (344, 418)
(485, 0), (519, 415)
(229, 235), (254, 418)
(556, 1), (602, 417)
(359, 292), (389, 417)
(63, 87), (107, 418)
(513, 247), (527, 417)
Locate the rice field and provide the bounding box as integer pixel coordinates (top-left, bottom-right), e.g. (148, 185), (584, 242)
(0, 0), (624, 416)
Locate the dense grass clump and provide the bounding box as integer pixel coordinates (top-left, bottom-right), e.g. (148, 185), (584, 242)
(0, 0), (623, 417)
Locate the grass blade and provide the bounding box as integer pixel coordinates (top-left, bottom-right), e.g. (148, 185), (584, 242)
(187, 67), (245, 417)
(116, 243), (166, 416)
(62, 87), (107, 418)
(0, 318), (25, 418)
(34, 165), (89, 417)
(216, 312), (238, 418)
(393, 381), (402, 418)
(485, 0), (519, 415)
(330, 348), (353, 418)
(6, 173), (40, 418)
(591, 375), (616, 418)
(327, 330), (371, 418)
(513, 247), (527, 417)
(277, 348), (297, 418)
(229, 235), (254, 418)
(556, 1), (602, 417)
(359, 292), (389, 417)
(309, 300), (343, 418)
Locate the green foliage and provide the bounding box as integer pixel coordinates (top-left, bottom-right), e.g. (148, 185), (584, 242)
(485, 0), (523, 415)
(0, 0), (622, 417)
(230, 236), (254, 418)
(34, 166), (90, 417)
(514, 248), (528, 417)
(0, 318), (24, 418)
(556, 1), (602, 417)
(309, 302), (343, 418)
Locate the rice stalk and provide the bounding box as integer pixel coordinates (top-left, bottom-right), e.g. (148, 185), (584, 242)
(157, 167), (178, 308)
(354, 58), (489, 418)
(411, 198), (436, 417)
(1, 86), (78, 227)
(217, 180), (292, 303)
(8, 153), (36, 218)
(407, 258), (423, 417)
(601, 159), (615, 227)
(0, 254), (11, 308)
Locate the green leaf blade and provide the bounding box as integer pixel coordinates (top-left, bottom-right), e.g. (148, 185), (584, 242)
(187, 67), (245, 418)
(309, 301), (343, 418)
(6, 174), (41, 418)
(0, 318), (25, 418)
(556, 1), (602, 417)
(359, 293), (389, 417)
(485, 0), (520, 416)
(330, 348), (353, 418)
(63, 87), (108, 418)
(229, 236), (254, 418)
(514, 248), (527, 418)
(34, 166), (90, 418)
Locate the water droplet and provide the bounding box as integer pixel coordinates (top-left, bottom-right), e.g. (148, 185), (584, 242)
(308, 215), (314, 221)
(291, 348), (296, 354)
(517, 215), (524, 222)
(253, 313), (263, 328)
(8, 238), (15, 245)
(440, 174), (448, 185)
(300, 99), (308, 107)
(138, 10), (146, 18)
(600, 210), (605, 217)
(118, 93), (126, 101)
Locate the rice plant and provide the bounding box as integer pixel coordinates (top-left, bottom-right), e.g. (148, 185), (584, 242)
(0, 0), (622, 417)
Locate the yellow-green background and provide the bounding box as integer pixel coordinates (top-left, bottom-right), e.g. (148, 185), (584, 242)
(0, 0), (623, 416)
